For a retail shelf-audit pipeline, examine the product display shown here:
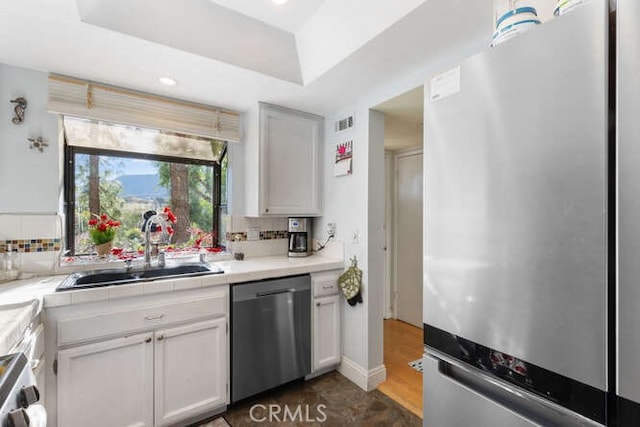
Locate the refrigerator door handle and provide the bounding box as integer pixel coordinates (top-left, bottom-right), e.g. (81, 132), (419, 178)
(428, 350), (604, 427)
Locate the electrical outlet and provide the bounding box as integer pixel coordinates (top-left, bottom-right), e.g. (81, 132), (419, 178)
(326, 222), (336, 238)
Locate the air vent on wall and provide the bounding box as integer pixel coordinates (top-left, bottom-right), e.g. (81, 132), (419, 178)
(335, 115), (355, 133)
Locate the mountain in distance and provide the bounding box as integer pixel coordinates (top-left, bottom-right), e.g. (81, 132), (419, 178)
(117, 174), (169, 200)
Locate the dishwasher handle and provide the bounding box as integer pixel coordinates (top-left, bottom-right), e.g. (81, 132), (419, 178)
(255, 288), (296, 298)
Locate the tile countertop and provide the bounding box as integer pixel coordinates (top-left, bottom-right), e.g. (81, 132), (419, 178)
(0, 254), (345, 355)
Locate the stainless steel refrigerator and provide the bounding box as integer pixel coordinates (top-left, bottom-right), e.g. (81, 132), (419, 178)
(422, 2), (611, 426)
(616, 0), (640, 424)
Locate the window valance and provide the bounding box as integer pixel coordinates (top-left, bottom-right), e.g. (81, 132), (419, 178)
(48, 74), (241, 142)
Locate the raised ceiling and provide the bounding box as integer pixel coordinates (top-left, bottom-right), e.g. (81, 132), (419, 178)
(207, 0), (325, 33)
(76, 0), (304, 84)
(0, 0), (494, 115)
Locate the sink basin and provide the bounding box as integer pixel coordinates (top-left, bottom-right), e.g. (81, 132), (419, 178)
(73, 271), (137, 286)
(136, 264), (214, 279)
(56, 263), (224, 292)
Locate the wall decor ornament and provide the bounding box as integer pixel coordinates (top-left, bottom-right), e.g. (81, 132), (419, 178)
(334, 139), (353, 176)
(27, 136), (48, 153)
(10, 97), (27, 124)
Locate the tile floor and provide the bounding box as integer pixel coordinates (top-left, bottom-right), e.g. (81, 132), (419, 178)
(197, 371), (421, 426)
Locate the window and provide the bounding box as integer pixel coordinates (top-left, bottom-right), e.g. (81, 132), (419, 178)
(63, 116), (227, 255)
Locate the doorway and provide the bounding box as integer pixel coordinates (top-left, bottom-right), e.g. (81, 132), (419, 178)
(373, 86), (424, 418)
(394, 148), (423, 327)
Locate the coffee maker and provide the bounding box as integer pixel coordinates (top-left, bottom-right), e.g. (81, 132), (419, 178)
(288, 217), (312, 257)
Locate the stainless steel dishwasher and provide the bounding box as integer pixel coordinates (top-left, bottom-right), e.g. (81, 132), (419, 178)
(231, 274), (311, 403)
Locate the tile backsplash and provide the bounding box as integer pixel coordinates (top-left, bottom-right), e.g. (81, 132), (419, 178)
(0, 214), (62, 274)
(0, 239), (61, 253)
(224, 215), (289, 258)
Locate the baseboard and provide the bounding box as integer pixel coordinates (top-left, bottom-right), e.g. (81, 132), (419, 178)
(338, 356), (387, 392)
(180, 403), (226, 427)
(305, 365), (336, 380)
(367, 364), (387, 390)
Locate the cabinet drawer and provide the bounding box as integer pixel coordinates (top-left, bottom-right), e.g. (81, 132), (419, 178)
(311, 271), (340, 297)
(58, 294), (225, 346)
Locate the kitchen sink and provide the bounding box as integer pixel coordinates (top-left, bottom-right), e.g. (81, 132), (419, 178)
(135, 264), (213, 279)
(73, 271), (137, 287)
(56, 263), (224, 292)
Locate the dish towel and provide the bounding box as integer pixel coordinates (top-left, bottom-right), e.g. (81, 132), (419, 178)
(338, 256), (363, 306)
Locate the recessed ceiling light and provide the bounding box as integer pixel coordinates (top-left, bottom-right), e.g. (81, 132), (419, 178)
(271, 0), (288, 5)
(158, 76), (177, 86)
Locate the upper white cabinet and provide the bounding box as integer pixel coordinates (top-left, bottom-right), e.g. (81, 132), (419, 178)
(244, 102), (323, 216)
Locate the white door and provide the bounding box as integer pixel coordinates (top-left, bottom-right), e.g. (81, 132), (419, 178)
(57, 333), (154, 427)
(313, 294), (341, 371)
(395, 150), (423, 327)
(154, 317), (227, 426)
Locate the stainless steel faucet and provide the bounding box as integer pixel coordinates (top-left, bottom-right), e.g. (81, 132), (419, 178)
(143, 213), (169, 269)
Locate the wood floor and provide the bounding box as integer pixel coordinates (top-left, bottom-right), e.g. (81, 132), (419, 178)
(377, 318), (424, 419)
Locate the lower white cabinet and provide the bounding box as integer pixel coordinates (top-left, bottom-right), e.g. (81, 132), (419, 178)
(46, 286), (229, 427)
(155, 318), (226, 426)
(57, 318), (227, 427)
(58, 333), (154, 427)
(311, 271), (342, 373)
(313, 294), (341, 371)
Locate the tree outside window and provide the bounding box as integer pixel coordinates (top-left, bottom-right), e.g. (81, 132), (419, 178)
(64, 116), (226, 255)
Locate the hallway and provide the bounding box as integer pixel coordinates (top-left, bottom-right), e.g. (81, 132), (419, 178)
(378, 319), (423, 418)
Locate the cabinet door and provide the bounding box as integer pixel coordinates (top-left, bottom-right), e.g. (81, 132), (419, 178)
(260, 105), (322, 215)
(313, 295), (341, 371)
(57, 333), (154, 427)
(154, 317), (227, 426)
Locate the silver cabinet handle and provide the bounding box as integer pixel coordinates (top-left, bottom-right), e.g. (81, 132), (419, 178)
(316, 300), (334, 307)
(157, 335), (164, 341)
(322, 285), (334, 289)
(144, 314), (164, 321)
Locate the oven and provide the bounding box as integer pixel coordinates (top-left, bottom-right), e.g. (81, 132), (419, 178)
(0, 352), (46, 427)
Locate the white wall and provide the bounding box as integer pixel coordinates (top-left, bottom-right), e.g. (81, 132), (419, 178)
(0, 63), (60, 213)
(316, 0), (494, 387)
(296, 0), (426, 84)
(318, 112), (369, 367)
(367, 110), (386, 371)
(384, 152), (394, 319)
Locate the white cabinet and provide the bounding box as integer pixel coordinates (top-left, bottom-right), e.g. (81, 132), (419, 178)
(155, 318), (227, 426)
(46, 286), (229, 427)
(310, 271), (341, 373)
(313, 294), (341, 371)
(58, 333), (154, 427)
(244, 102), (323, 216)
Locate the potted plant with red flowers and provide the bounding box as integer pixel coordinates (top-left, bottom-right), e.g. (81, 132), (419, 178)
(88, 214), (121, 256)
(162, 206), (177, 237)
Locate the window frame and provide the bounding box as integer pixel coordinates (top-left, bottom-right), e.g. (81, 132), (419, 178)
(64, 141), (223, 255)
